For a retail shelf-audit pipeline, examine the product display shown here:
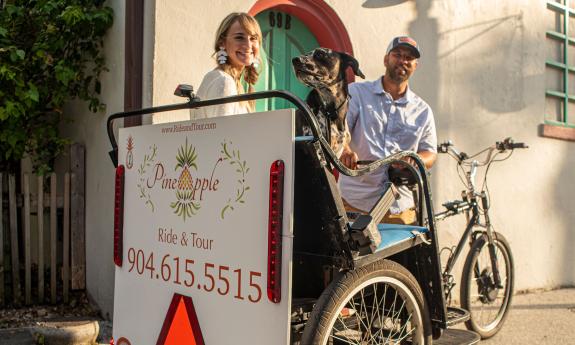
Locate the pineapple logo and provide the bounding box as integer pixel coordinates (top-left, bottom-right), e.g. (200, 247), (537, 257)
(171, 138), (200, 220)
(126, 135), (134, 169)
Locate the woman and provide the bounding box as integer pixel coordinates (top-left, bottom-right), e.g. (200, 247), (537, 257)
(191, 12), (262, 119)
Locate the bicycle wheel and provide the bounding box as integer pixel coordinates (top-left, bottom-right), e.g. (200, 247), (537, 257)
(460, 232), (514, 339)
(301, 259), (432, 345)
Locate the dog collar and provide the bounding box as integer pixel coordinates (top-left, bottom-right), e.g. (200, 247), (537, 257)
(321, 95), (349, 121)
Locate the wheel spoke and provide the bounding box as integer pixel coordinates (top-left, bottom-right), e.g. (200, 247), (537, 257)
(384, 289), (399, 344)
(359, 288), (377, 343)
(361, 289), (379, 344)
(385, 289), (409, 344)
(368, 283), (380, 336)
(335, 303), (362, 344)
(385, 305), (413, 343)
(355, 289), (373, 341)
(394, 321), (415, 343)
(302, 261), (427, 345)
(330, 332), (361, 345)
(392, 301), (414, 343)
(370, 284), (389, 342)
(331, 285), (419, 344)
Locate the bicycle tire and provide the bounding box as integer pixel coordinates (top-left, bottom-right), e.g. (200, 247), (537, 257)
(460, 232), (514, 339)
(301, 259), (432, 345)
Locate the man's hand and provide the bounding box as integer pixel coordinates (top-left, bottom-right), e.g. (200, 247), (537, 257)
(391, 151), (437, 170)
(418, 151), (437, 169)
(340, 145), (358, 169)
(390, 156), (416, 169)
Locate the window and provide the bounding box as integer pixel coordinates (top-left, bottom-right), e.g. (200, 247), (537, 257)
(544, 1), (575, 140)
(546, 1), (575, 128)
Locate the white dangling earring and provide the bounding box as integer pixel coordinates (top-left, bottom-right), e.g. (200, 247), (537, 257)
(217, 47), (228, 65)
(251, 57), (260, 69)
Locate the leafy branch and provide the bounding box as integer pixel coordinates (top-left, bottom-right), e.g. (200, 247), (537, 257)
(0, 1), (114, 174)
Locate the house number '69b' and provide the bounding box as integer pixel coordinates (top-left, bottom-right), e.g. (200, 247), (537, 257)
(269, 11), (291, 29)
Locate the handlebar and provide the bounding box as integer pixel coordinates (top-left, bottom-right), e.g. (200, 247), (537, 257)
(495, 137), (528, 151)
(438, 137), (528, 165)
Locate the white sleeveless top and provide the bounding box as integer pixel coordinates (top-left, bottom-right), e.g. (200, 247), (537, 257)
(190, 69), (251, 119)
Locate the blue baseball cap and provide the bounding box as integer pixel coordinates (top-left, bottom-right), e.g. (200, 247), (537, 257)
(386, 36), (421, 58)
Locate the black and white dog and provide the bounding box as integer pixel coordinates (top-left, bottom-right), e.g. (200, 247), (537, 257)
(292, 48), (365, 157)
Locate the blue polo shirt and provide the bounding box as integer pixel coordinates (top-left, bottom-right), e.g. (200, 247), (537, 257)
(339, 77), (437, 213)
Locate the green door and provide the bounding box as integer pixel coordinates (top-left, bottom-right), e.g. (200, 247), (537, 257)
(253, 10), (319, 112)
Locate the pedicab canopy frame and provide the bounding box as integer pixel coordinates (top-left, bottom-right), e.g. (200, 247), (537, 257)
(106, 88), (449, 343)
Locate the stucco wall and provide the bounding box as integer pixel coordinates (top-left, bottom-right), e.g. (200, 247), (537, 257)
(148, 0), (573, 291)
(68, 0), (574, 317)
(329, 0), (574, 290)
(151, 1), (254, 123)
(61, 1), (126, 318)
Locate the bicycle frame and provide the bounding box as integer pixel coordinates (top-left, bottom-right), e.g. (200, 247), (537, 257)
(435, 148), (505, 299)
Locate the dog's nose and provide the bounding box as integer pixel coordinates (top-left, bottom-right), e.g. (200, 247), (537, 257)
(292, 57), (303, 66)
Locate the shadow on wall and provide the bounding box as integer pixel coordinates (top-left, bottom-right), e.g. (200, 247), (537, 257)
(438, 11), (526, 115)
(554, 151), (575, 285)
(408, 1), (526, 118)
(405, 0), (442, 197)
(357, 0), (442, 119)
(408, 0), (440, 118)
(359, 0), (527, 122)
(360, 0), (575, 288)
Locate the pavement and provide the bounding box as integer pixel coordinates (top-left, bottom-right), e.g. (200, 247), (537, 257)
(476, 288), (575, 345)
(0, 320), (111, 345)
(0, 288), (573, 344)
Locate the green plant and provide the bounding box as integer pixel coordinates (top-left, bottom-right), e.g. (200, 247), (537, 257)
(0, 0), (113, 174)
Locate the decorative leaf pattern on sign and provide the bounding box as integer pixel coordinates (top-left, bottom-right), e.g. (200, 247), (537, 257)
(137, 144), (157, 211)
(220, 140), (250, 219)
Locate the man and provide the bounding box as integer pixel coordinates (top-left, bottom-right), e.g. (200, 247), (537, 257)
(339, 36), (437, 225)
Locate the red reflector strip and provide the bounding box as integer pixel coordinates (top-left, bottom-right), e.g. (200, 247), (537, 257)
(267, 160), (284, 303)
(114, 165), (125, 267)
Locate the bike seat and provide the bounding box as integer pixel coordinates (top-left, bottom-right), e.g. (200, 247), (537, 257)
(388, 166), (418, 186)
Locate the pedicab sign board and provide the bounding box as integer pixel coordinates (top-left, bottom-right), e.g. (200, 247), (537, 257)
(113, 109), (295, 345)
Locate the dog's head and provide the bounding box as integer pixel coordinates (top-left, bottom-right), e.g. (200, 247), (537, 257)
(291, 48), (365, 89)
(292, 48), (363, 156)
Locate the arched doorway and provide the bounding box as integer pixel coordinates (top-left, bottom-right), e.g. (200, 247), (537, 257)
(249, 0), (354, 111)
(253, 10), (319, 111)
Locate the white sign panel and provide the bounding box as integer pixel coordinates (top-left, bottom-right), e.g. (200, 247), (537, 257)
(113, 109), (294, 345)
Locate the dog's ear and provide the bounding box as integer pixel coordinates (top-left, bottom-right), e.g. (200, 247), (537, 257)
(340, 53), (365, 79)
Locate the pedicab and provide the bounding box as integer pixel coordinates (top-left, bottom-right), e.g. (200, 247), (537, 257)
(107, 87), (480, 344)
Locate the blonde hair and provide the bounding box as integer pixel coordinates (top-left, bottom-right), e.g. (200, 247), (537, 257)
(214, 12), (262, 111)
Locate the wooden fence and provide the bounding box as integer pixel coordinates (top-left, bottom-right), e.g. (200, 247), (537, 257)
(0, 143), (85, 306)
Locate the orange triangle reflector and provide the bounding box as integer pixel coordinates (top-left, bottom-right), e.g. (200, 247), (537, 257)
(156, 293), (205, 345)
